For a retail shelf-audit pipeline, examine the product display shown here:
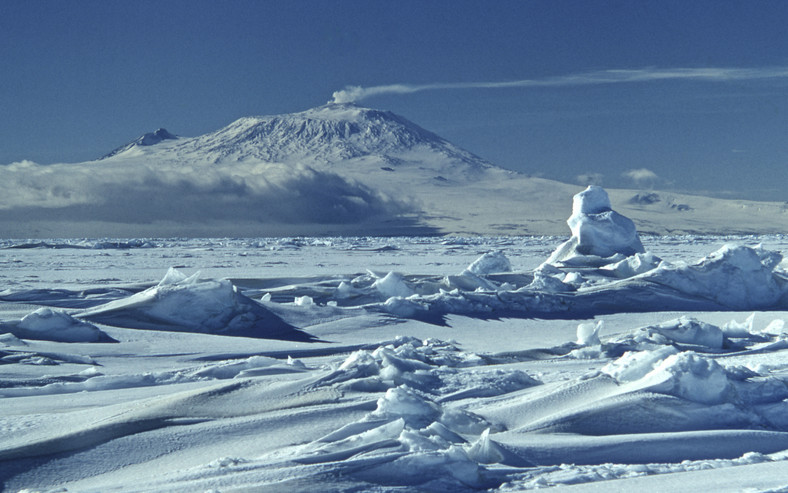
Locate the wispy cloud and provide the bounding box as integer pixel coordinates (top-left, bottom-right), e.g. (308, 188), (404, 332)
(332, 66), (788, 103)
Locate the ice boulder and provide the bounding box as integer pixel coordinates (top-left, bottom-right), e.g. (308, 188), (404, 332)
(465, 251), (512, 276)
(547, 186), (645, 266)
(576, 320), (603, 346)
(14, 307), (110, 343)
(438, 251), (512, 293)
(525, 271), (574, 292)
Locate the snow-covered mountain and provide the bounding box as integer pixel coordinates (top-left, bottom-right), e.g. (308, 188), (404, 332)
(1, 103), (785, 237)
(103, 103), (493, 172)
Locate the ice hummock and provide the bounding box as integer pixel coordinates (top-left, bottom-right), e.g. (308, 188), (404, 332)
(323, 190), (786, 318)
(12, 307), (111, 343)
(547, 186), (645, 266)
(643, 244), (786, 309)
(79, 268), (315, 341)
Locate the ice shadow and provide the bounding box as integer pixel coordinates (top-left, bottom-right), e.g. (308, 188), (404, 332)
(81, 307), (321, 343)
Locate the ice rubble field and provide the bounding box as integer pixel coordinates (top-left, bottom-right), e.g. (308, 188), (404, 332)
(2, 190), (788, 492)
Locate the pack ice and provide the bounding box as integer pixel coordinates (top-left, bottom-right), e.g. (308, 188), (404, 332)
(1, 187), (788, 492)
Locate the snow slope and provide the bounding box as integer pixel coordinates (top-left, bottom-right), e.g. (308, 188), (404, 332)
(1, 103), (785, 237)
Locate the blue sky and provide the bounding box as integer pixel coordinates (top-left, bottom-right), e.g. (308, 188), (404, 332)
(1, 0), (787, 200)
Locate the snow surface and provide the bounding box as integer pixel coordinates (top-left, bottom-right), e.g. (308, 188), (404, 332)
(2, 231), (788, 492)
(2, 193), (788, 491)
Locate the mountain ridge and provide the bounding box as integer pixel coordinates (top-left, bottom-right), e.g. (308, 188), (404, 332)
(102, 128), (179, 159)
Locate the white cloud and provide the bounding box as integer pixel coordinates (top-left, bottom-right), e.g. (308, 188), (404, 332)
(622, 168), (659, 186)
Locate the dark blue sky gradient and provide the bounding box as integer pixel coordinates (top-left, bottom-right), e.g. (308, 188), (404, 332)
(1, 1), (787, 200)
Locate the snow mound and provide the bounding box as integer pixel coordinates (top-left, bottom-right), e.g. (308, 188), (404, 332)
(648, 316), (725, 349)
(13, 308), (109, 343)
(603, 316), (726, 351)
(601, 346), (680, 382)
(601, 251), (662, 278)
(294, 338), (541, 489)
(603, 348), (788, 409)
(373, 271), (413, 299)
(635, 352), (735, 405)
(319, 337), (538, 405)
(547, 186), (645, 266)
(465, 251), (512, 275)
(642, 244), (786, 309)
(297, 337), (531, 489)
(80, 268), (314, 341)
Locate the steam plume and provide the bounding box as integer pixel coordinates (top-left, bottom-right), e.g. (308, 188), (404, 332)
(332, 66), (788, 103)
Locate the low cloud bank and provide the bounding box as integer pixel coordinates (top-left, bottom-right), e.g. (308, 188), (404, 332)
(0, 161), (415, 229)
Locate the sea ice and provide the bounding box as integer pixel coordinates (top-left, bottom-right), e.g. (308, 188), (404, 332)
(3, 235), (788, 492)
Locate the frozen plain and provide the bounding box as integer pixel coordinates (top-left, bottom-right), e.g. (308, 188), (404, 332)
(2, 191), (788, 492)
